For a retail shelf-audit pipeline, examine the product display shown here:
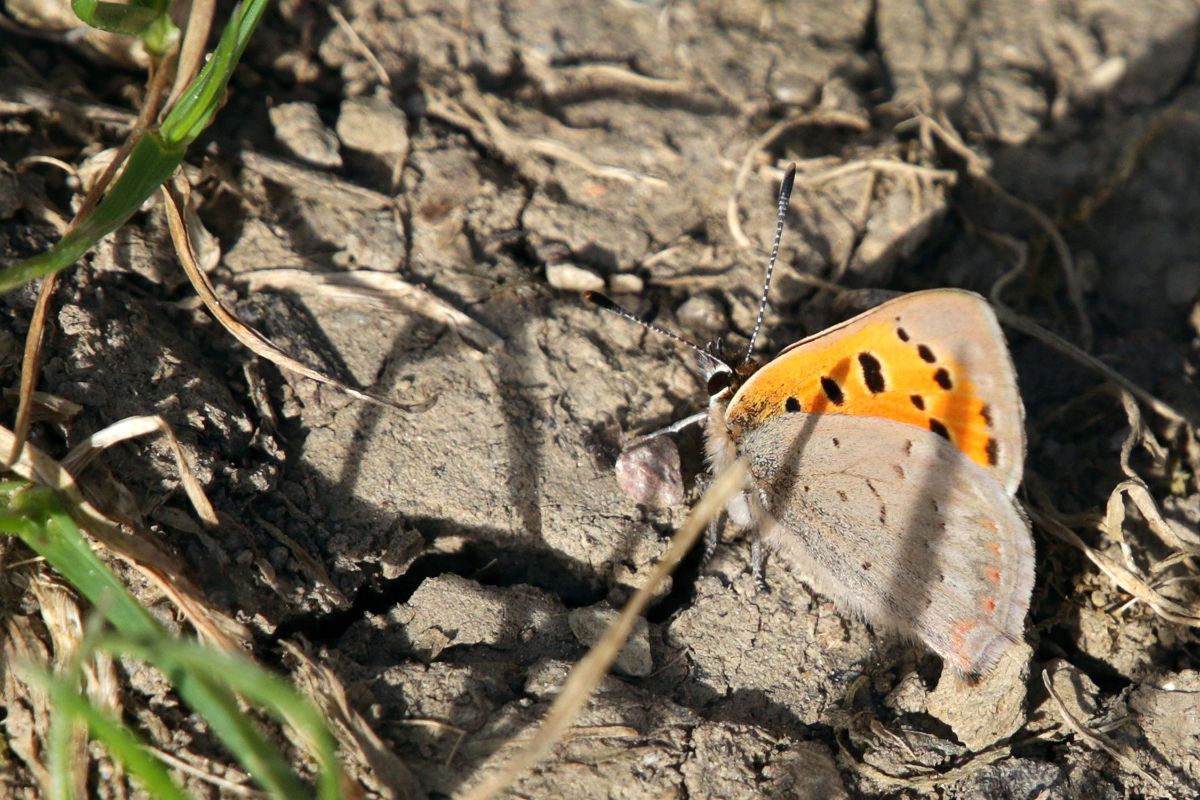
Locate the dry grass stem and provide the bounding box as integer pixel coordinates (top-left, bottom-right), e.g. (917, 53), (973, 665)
(162, 180), (423, 410)
(726, 110), (870, 250)
(249, 512), (348, 608)
(147, 746), (257, 796)
(0, 422), (247, 648)
(164, 0), (215, 109)
(460, 459), (747, 800)
(426, 79), (668, 188)
(918, 112), (1092, 350)
(62, 414), (219, 527)
(329, 6), (392, 89)
(836, 728), (1012, 790)
(1040, 669), (1167, 795)
(236, 268), (502, 352)
(283, 641), (423, 798)
(1030, 505), (1200, 627)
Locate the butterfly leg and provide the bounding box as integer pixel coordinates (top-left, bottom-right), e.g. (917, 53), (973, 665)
(702, 511), (724, 565)
(693, 472), (725, 566)
(749, 537), (771, 594)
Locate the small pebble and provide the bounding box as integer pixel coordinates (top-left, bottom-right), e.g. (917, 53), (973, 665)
(676, 293), (726, 334)
(608, 273), (644, 295)
(616, 435), (684, 508)
(546, 263), (604, 292)
(337, 95), (409, 156)
(568, 604), (653, 677)
(269, 101), (343, 168)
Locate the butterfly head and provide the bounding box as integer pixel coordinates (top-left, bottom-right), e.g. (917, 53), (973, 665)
(697, 340), (761, 403)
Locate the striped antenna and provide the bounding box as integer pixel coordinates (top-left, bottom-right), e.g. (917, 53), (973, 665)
(583, 291), (734, 371)
(745, 163), (797, 362)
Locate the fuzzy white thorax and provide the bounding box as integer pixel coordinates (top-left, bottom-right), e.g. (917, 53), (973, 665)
(705, 395), (753, 529)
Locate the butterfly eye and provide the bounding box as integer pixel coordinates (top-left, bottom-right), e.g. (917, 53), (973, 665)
(707, 370), (733, 397)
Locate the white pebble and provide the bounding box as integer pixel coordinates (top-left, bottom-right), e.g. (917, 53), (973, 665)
(676, 294), (726, 333)
(568, 605), (653, 677)
(337, 95), (409, 156)
(269, 101), (342, 168)
(608, 273), (644, 294)
(546, 263), (604, 292)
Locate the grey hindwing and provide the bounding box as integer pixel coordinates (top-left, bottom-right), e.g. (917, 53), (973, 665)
(737, 411), (1034, 671)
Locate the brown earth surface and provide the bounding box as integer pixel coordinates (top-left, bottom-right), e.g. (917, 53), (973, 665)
(2, 1), (1200, 798)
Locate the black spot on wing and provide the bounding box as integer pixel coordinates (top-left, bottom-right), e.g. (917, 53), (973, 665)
(820, 376), (845, 406)
(896, 326), (910, 342)
(933, 368), (953, 390)
(857, 352), (886, 393)
(929, 418), (950, 440)
(986, 437), (999, 466)
(785, 396), (801, 413)
(917, 344), (936, 363)
(980, 404), (993, 427)
(910, 394), (925, 410)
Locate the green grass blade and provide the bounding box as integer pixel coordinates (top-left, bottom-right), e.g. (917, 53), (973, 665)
(0, 490), (162, 637)
(0, 0), (269, 294)
(167, 667), (311, 798)
(45, 682), (77, 800)
(109, 636), (342, 800)
(0, 133), (185, 294)
(36, 508), (315, 798)
(24, 668), (189, 800)
(0, 487), (338, 798)
(71, 0), (178, 55)
(73, 0), (160, 31)
(159, 0), (269, 145)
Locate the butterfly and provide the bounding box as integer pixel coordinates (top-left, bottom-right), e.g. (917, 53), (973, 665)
(588, 164), (1034, 675)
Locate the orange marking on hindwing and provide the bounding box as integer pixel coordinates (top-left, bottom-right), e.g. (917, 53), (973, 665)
(726, 318), (995, 469)
(948, 617), (981, 672)
(980, 595), (997, 614)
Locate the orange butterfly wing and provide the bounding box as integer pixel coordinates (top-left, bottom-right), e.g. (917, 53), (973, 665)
(724, 290), (1023, 492)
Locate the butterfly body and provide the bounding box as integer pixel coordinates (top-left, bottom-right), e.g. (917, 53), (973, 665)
(704, 288), (1034, 675)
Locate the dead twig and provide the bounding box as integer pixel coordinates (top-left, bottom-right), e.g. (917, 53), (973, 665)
(161, 179), (430, 411)
(726, 110), (870, 250)
(916, 111), (1093, 351)
(235, 268), (502, 353)
(426, 77), (668, 188)
(1041, 669), (1169, 796)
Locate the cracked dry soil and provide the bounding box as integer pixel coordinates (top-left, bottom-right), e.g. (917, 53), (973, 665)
(3, 0), (1200, 798)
